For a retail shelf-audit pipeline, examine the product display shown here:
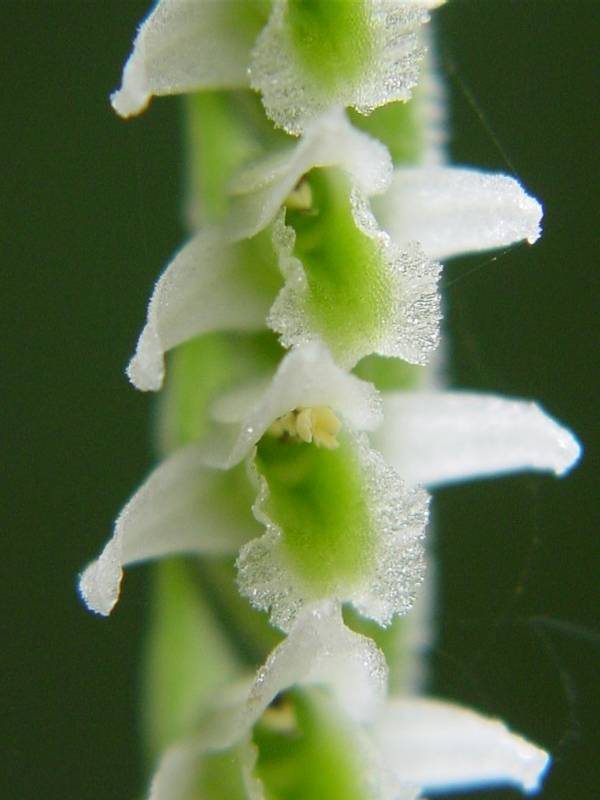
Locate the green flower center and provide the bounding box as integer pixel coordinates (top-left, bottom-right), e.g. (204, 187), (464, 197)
(255, 689), (369, 800)
(286, 168), (394, 364)
(287, 0), (374, 95)
(255, 424), (376, 595)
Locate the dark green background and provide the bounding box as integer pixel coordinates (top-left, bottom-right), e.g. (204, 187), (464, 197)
(2, 2), (598, 798)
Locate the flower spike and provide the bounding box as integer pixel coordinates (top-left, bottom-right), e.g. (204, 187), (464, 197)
(82, 2), (583, 797)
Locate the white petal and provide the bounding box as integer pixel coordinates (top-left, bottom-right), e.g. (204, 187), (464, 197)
(148, 736), (263, 800)
(79, 445), (259, 616)
(373, 167), (543, 260)
(249, 602), (387, 726)
(377, 391), (582, 487)
(127, 229), (274, 392)
(223, 602), (387, 741)
(249, 1), (430, 135)
(237, 431), (429, 631)
(373, 697), (550, 794)
(268, 194), (442, 368)
(221, 341), (383, 467)
(227, 109), (393, 240)
(111, 0), (262, 117)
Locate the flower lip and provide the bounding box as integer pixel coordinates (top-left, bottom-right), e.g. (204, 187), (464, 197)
(249, 0), (432, 135)
(268, 179), (442, 370)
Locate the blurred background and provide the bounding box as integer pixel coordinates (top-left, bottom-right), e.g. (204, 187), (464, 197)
(2, 1), (598, 798)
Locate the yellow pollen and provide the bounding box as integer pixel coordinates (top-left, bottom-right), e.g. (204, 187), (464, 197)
(262, 700), (296, 732)
(267, 405), (342, 449)
(284, 178), (313, 211)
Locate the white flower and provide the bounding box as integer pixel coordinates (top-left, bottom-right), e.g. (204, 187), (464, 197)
(146, 602), (551, 800)
(79, 342), (580, 624)
(111, 0), (446, 134)
(249, 0), (436, 135)
(125, 111), (541, 392)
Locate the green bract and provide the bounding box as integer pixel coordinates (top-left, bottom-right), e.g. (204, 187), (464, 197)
(143, 560), (241, 759)
(185, 90), (290, 228)
(194, 745), (259, 800)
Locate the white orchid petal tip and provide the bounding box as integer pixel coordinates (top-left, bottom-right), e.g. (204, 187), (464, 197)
(379, 393), (581, 487)
(375, 697), (551, 795)
(78, 542), (122, 617)
(375, 167), (544, 260)
(126, 354), (164, 393)
(110, 57), (150, 118)
(549, 417), (582, 476)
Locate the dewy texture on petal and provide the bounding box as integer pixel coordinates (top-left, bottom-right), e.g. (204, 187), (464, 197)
(372, 697), (550, 795)
(247, 602), (387, 727)
(373, 166), (543, 260)
(376, 391), (582, 488)
(111, 0), (270, 117)
(79, 447), (259, 616)
(249, 0), (431, 135)
(211, 344), (428, 632)
(127, 229), (280, 392)
(238, 427), (429, 632)
(269, 168), (442, 368)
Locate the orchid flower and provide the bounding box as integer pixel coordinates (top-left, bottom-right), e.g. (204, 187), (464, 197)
(80, 341), (580, 629)
(111, 0), (446, 135)
(126, 107), (541, 392)
(145, 602), (550, 800)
